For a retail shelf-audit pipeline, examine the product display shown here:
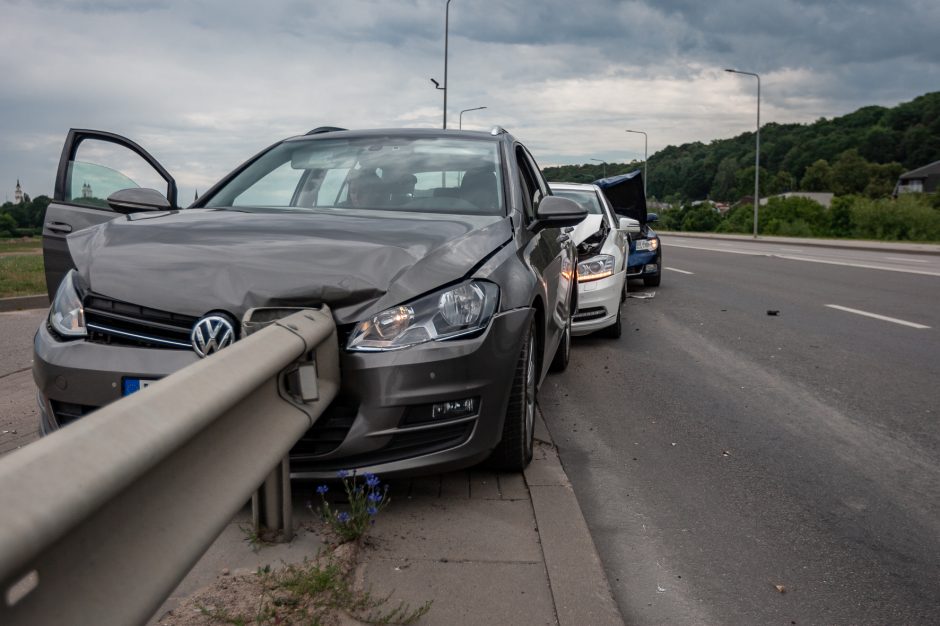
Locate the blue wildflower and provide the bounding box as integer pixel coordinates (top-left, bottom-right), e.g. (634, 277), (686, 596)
(336, 469), (350, 479)
(364, 473), (380, 488)
(368, 492), (383, 503)
(316, 485), (328, 495)
(337, 511), (351, 523)
(367, 506), (378, 516)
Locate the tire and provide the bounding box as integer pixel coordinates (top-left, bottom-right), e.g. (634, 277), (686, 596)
(643, 255), (662, 287)
(488, 320), (538, 471)
(550, 312), (571, 372)
(602, 303), (622, 338)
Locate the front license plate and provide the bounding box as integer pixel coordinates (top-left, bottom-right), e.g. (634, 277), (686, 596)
(122, 378), (157, 396)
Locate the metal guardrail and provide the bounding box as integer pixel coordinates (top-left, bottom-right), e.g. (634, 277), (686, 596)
(0, 308), (339, 625)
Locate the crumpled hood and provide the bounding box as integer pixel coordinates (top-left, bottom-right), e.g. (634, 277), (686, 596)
(67, 208), (512, 324)
(569, 214), (604, 246)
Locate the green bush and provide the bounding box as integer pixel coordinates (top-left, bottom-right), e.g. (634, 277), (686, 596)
(850, 194), (940, 241)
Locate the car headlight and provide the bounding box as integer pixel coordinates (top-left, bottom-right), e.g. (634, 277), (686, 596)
(634, 238), (659, 252)
(49, 270), (86, 338)
(577, 255), (614, 283)
(348, 281), (499, 351)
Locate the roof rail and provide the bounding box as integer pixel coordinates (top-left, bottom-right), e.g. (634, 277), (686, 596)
(489, 125), (508, 136)
(305, 126), (346, 135)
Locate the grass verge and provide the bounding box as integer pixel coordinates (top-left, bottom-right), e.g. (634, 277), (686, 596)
(161, 542), (431, 626)
(0, 254), (45, 298)
(0, 237), (41, 254)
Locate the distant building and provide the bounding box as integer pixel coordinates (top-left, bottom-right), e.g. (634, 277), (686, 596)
(14, 179), (23, 204)
(895, 160), (940, 195)
(760, 191), (833, 208)
(82, 182), (93, 199)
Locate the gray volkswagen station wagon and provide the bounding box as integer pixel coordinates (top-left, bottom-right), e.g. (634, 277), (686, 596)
(34, 126), (586, 477)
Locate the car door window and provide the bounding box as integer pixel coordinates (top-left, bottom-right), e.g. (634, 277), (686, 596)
(515, 146), (541, 222)
(67, 139), (171, 208)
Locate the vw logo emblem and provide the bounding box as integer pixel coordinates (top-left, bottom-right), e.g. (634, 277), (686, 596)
(191, 315), (236, 358)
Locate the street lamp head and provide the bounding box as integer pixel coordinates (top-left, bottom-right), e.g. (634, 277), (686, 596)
(430, 78), (440, 88)
(725, 68), (736, 73)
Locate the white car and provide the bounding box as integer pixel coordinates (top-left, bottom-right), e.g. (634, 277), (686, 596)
(549, 182), (640, 338)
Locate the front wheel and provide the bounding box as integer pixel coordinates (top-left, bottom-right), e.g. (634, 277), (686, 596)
(602, 303), (622, 338)
(643, 256), (662, 287)
(550, 313), (571, 372)
(488, 320), (538, 471)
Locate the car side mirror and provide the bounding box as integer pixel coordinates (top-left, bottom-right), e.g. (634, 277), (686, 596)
(646, 212), (659, 223)
(619, 217), (641, 234)
(107, 188), (172, 213)
(533, 196), (587, 231)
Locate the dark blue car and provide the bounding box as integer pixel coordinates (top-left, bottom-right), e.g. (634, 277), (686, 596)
(594, 171), (661, 287)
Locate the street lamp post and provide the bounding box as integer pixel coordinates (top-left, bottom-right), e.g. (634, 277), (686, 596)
(459, 106), (487, 129)
(725, 68), (761, 238)
(430, 0), (454, 129)
(624, 130), (648, 198)
(590, 158), (607, 178)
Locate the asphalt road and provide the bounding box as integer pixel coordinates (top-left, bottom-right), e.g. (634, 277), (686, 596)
(539, 237), (940, 624)
(0, 308), (43, 455)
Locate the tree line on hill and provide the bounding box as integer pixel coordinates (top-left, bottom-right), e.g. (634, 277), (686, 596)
(542, 91), (940, 242)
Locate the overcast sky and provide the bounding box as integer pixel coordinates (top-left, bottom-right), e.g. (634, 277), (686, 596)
(3, 0), (938, 202)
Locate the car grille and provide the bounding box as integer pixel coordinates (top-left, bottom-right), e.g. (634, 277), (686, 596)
(291, 420), (474, 474)
(292, 396), (359, 458)
(50, 400), (98, 426)
(83, 294), (198, 350)
(573, 306), (607, 321)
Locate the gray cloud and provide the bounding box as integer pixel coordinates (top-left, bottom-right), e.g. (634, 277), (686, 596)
(1, 0), (937, 200)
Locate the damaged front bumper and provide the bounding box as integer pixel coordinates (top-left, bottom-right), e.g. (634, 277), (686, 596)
(571, 270), (625, 335)
(34, 308), (532, 479)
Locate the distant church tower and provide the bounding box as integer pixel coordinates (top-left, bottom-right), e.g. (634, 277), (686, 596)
(82, 181), (93, 199)
(14, 179), (23, 204)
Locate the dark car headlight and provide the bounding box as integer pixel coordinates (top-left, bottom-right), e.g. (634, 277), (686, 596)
(49, 270), (87, 338)
(348, 281), (499, 352)
(577, 255), (614, 282)
(634, 238), (659, 252)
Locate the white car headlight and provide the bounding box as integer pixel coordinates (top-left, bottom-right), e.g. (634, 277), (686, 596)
(348, 281), (499, 351)
(577, 255), (614, 283)
(49, 270), (87, 338)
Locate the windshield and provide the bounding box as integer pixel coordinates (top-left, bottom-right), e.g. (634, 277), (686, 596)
(551, 188), (603, 215)
(204, 135), (505, 216)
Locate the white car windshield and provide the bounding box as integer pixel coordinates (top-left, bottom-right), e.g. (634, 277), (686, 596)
(551, 189), (604, 215)
(204, 135), (505, 216)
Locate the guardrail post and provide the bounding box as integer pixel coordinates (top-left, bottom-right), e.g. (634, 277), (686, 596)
(252, 455), (293, 542)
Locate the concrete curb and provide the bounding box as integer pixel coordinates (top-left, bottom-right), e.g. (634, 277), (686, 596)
(525, 408), (624, 626)
(0, 295), (47, 313)
(657, 230), (940, 256)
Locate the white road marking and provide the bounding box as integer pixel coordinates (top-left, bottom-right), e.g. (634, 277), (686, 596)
(775, 254), (940, 277)
(886, 256), (929, 263)
(776, 247), (805, 253)
(665, 267), (694, 274)
(665, 242), (940, 277)
(825, 304), (931, 329)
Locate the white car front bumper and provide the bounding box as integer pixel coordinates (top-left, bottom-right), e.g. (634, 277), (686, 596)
(571, 269), (625, 335)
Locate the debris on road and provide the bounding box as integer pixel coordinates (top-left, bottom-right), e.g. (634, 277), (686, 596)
(767, 310), (780, 316)
(774, 584), (787, 594)
(628, 291), (656, 299)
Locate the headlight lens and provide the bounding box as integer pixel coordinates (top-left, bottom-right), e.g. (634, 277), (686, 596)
(49, 270), (86, 338)
(577, 255), (615, 282)
(634, 238), (659, 252)
(348, 281), (499, 351)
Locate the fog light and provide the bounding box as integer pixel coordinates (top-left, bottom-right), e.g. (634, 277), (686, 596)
(645, 264), (658, 273)
(432, 397), (477, 419)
